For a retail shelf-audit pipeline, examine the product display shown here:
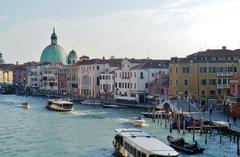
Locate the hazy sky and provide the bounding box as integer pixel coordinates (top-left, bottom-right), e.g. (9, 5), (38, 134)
(1, 0), (240, 63)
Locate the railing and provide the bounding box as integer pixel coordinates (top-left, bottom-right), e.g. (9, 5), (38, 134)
(217, 72), (233, 76)
(217, 84), (230, 89)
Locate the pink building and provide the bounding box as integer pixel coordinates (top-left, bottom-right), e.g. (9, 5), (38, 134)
(147, 74), (169, 104)
(225, 80), (240, 118)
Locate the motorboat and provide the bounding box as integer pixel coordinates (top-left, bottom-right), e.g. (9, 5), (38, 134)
(21, 102), (30, 109)
(128, 116), (146, 127)
(46, 99), (74, 112)
(113, 128), (179, 157)
(167, 135), (205, 154)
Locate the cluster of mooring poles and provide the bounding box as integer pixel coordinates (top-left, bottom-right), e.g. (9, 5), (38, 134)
(147, 107), (240, 155)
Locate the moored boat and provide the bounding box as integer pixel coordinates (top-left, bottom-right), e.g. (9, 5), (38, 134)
(21, 102), (30, 109)
(167, 135), (205, 154)
(81, 100), (102, 106)
(46, 99), (74, 112)
(102, 104), (127, 108)
(113, 128), (179, 157)
(128, 116), (146, 127)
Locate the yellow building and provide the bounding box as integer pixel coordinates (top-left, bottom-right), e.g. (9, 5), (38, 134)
(169, 47), (240, 107)
(0, 70), (13, 84)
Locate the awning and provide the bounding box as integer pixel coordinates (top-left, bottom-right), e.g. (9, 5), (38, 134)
(115, 96), (136, 101)
(147, 95), (154, 99)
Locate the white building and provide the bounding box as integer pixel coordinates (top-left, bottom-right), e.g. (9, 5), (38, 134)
(28, 65), (41, 88)
(114, 59), (169, 104)
(77, 58), (121, 98)
(39, 64), (61, 93)
(99, 66), (119, 100)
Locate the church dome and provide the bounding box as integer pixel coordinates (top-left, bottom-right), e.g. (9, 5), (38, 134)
(40, 28), (67, 64)
(67, 50), (78, 64)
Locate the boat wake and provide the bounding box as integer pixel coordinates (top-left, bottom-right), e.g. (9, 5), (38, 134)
(70, 111), (88, 116)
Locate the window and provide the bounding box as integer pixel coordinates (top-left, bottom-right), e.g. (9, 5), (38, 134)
(218, 79), (222, 85)
(209, 67), (216, 73)
(115, 83), (117, 88)
(209, 79), (216, 85)
(134, 72), (136, 78)
(96, 66), (99, 70)
(218, 89), (222, 95)
(210, 90), (215, 95)
(134, 83), (136, 89)
(96, 77), (100, 86)
(140, 72), (144, 79)
(201, 90), (205, 96)
(176, 80), (178, 86)
(119, 82), (121, 88)
(201, 79), (206, 85)
(200, 67), (207, 73)
(184, 79), (188, 86)
(234, 67), (237, 72)
(176, 67), (178, 73)
(145, 83), (148, 88)
(183, 67), (189, 73)
(223, 79), (227, 84)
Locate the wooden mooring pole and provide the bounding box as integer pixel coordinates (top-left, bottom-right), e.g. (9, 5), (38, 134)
(219, 124), (222, 143)
(183, 114), (185, 135)
(237, 136), (240, 156)
(193, 116), (195, 141)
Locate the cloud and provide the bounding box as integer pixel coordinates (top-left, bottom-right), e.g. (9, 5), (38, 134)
(0, 16), (7, 23)
(1, 0), (240, 63)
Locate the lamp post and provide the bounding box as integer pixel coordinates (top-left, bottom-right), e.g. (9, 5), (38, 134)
(227, 99), (230, 122)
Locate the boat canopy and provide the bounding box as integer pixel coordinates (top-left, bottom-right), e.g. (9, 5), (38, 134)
(115, 128), (179, 157)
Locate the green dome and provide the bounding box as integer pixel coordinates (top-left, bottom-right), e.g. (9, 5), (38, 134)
(40, 44), (67, 64)
(40, 28), (67, 64)
(67, 50), (78, 64)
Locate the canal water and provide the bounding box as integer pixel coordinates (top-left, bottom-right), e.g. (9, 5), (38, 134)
(0, 95), (237, 157)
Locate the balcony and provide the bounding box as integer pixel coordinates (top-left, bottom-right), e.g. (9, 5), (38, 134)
(217, 84), (230, 89)
(217, 72), (233, 77)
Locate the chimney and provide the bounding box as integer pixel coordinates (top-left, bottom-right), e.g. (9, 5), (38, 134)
(103, 56), (105, 60)
(222, 46), (226, 50)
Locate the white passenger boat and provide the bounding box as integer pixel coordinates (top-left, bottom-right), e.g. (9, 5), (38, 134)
(46, 99), (74, 112)
(113, 128), (179, 157)
(128, 116), (146, 127)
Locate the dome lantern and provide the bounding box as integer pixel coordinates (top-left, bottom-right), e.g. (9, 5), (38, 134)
(51, 28), (57, 44)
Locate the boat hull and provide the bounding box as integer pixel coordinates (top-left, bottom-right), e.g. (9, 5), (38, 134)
(46, 104), (74, 112)
(167, 136), (205, 154)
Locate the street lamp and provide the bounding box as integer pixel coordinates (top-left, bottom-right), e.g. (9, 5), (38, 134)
(227, 99), (230, 122)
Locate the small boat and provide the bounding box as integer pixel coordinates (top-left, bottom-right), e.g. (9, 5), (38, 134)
(46, 99), (74, 112)
(81, 100), (102, 106)
(167, 135), (205, 154)
(128, 116), (146, 127)
(102, 104), (127, 108)
(21, 102), (30, 109)
(113, 128), (179, 157)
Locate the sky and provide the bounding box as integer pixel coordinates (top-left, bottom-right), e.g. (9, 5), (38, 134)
(1, 0), (240, 64)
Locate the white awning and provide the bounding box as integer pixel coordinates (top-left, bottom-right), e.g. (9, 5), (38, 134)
(115, 96), (136, 101)
(147, 95), (154, 99)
